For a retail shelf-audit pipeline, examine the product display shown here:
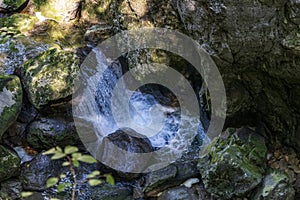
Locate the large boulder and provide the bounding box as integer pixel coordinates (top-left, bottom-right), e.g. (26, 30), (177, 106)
(0, 145), (21, 182)
(173, 0), (300, 153)
(21, 48), (80, 109)
(198, 127), (267, 199)
(0, 74), (22, 138)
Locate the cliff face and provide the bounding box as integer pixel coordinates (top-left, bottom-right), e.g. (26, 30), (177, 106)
(100, 0), (300, 152)
(173, 0), (300, 152)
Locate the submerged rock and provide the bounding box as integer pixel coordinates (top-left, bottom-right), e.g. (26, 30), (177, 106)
(0, 145), (21, 182)
(21, 48), (80, 109)
(0, 74), (22, 138)
(251, 169), (295, 200)
(198, 127), (267, 199)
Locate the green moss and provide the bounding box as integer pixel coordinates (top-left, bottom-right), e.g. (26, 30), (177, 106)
(0, 75), (22, 138)
(198, 128), (267, 199)
(0, 14), (38, 34)
(22, 48), (80, 108)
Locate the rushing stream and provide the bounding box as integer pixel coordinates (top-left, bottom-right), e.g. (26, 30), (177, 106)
(73, 48), (208, 173)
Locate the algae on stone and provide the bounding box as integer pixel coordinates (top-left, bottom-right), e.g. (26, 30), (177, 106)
(251, 169), (295, 200)
(0, 74), (22, 138)
(198, 127), (267, 199)
(21, 48), (80, 109)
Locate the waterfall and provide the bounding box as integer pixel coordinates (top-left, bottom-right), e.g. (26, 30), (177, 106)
(73, 48), (208, 172)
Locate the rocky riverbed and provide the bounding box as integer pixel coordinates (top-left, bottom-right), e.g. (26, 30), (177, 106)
(0, 0), (300, 199)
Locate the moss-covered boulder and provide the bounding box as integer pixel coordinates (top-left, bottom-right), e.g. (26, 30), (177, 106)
(21, 48), (80, 109)
(0, 0), (27, 11)
(0, 74), (22, 138)
(0, 145), (21, 182)
(251, 169), (295, 200)
(0, 14), (38, 34)
(198, 127), (267, 199)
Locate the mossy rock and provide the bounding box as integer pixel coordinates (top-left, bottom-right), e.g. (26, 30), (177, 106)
(22, 48), (80, 109)
(198, 127), (267, 199)
(251, 169), (295, 200)
(0, 14), (38, 34)
(0, 145), (21, 182)
(0, 0), (27, 11)
(0, 74), (22, 138)
(32, 0), (81, 22)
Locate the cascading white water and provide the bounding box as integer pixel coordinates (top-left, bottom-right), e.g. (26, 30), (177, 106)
(74, 48), (207, 150)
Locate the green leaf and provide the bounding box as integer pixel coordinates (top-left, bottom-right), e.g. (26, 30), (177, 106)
(64, 146), (78, 154)
(57, 183), (66, 192)
(21, 191), (33, 198)
(62, 161), (70, 166)
(105, 174), (115, 186)
(60, 174), (66, 179)
(88, 179), (102, 186)
(87, 170), (100, 178)
(71, 152), (82, 159)
(92, 170), (101, 176)
(46, 177), (59, 188)
(43, 148), (57, 155)
(51, 152), (66, 160)
(78, 155), (97, 164)
(73, 160), (80, 168)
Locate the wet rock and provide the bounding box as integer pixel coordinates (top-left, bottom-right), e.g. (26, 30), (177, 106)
(251, 169), (295, 200)
(198, 127), (267, 199)
(26, 116), (80, 149)
(0, 74), (22, 138)
(89, 183), (133, 200)
(20, 153), (65, 191)
(157, 183), (213, 200)
(99, 128), (154, 180)
(0, 178), (22, 200)
(84, 24), (113, 43)
(0, 0), (27, 12)
(0, 145), (21, 182)
(2, 121), (27, 146)
(134, 159), (199, 198)
(21, 48), (80, 109)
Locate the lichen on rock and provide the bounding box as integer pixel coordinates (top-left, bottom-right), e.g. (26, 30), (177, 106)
(251, 169), (295, 200)
(198, 127), (267, 199)
(0, 74), (22, 138)
(21, 47), (80, 109)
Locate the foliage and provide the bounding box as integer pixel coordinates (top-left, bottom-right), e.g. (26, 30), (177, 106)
(23, 145), (115, 200)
